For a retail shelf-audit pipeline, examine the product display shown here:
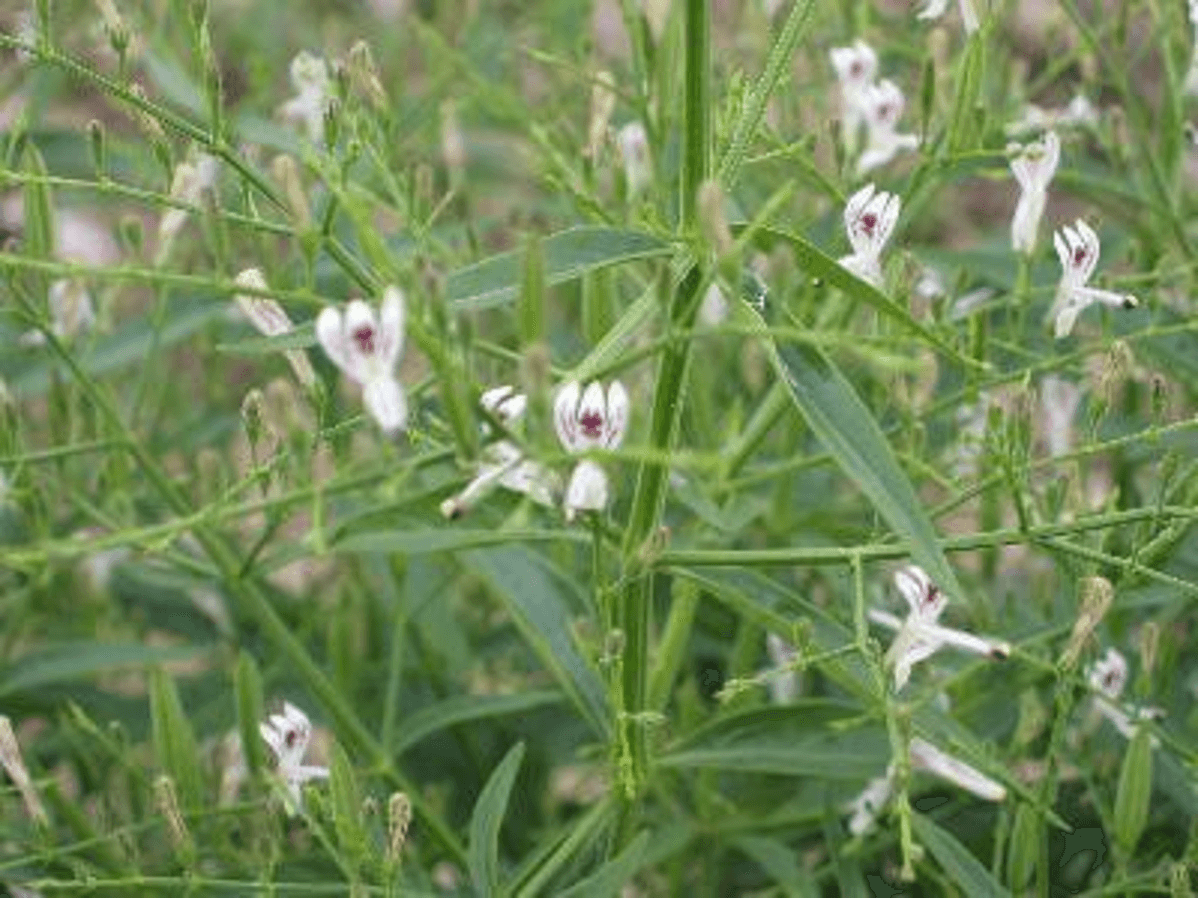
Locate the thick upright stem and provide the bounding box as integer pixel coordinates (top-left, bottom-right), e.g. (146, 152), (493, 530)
(616, 0), (710, 800)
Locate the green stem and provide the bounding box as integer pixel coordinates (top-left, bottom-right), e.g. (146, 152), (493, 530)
(615, 0), (710, 802)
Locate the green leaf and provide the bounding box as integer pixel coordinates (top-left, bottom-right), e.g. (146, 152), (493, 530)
(233, 651), (267, 778)
(746, 224), (974, 368)
(658, 703), (887, 778)
(753, 301), (964, 601)
(911, 812), (1007, 898)
(393, 691), (564, 754)
(149, 668), (204, 811)
(469, 742), (526, 898)
(336, 528), (588, 555)
(446, 227), (671, 311)
(7, 298), (227, 395)
(733, 835), (819, 898)
(462, 547), (608, 736)
(0, 642), (209, 698)
(141, 48), (205, 117)
(329, 742), (369, 868)
(216, 321), (316, 355)
(1005, 804), (1040, 891)
(1114, 726), (1154, 852)
(557, 832), (650, 898)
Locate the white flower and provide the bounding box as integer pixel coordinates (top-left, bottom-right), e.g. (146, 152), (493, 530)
(259, 702), (329, 814)
(1088, 648), (1163, 741)
(234, 268), (317, 388)
(280, 52), (332, 144)
(21, 279), (96, 346)
(617, 122), (652, 198)
(554, 380), (629, 521)
(315, 286), (407, 434)
(158, 152), (219, 246)
(917, 0), (980, 34)
(857, 79), (919, 174)
(440, 385), (557, 518)
(1050, 220), (1138, 339)
(765, 634), (800, 705)
(908, 737), (1006, 801)
(845, 766), (895, 835)
(838, 183), (900, 287)
(1009, 131), (1059, 254)
(829, 40), (878, 155)
(869, 565), (1010, 691)
(1040, 375), (1081, 458)
(698, 283), (729, 326)
(1006, 95), (1098, 137)
(845, 737), (1004, 835)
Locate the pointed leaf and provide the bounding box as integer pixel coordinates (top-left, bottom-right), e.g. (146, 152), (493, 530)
(912, 812), (1007, 898)
(149, 669), (204, 811)
(446, 227), (670, 311)
(469, 742), (526, 898)
(752, 299), (964, 600)
(462, 547), (607, 736)
(393, 691), (563, 754)
(557, 832), (650, 898)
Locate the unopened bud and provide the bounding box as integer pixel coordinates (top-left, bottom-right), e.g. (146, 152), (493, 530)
(440, 100), (466, 188)
(347, 41), (388, 110)
(0, 716), (47, 827)
(386, 791), (412, 865)
(241, 388), (267, 452)
(128, 83), (167, 142)
(1059, 576), (1114, 671)
(617, 122), (652, 198)
(1138, 622), (1160, 678)
(697, 180), (733, 257)
(585, 71), (617, 159)
(154, 775), (194, 857)
(641, 0), (670, 44)
(271, 155), (311, 228)
(88, 119), (107, 179)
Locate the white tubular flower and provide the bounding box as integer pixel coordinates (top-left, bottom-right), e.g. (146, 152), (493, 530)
(1039, 375), (1081, 458)
(909, 738), (1007, 801)
(1088, 648), (1163, 741)
(234, 268), (317, 388)
(617, 122), (652, 198)
(21, 279), (96, 346)
(260, 702), (329, 814)
(857, 79), (919, 175)
(281, 51), (332, 144)
(869, 565), (1010, 691)
(765, 634), (800, 705)
(838, 183), (900, 287)
(158, 153), (219, 246)
(917, 0), (980, 34)
(316, 287), (407, 434)
(1009, 131), (1060, 254)
(440, 385), (556, 519)
(1051, 220), (1138, 339)
(554, 380), (630, 521)
(829, 40), (878, 155)
(845, 767), (895, 836)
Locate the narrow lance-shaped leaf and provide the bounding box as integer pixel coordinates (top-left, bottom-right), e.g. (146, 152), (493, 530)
(750, 298), (964, 601)
(149, 668), (204, 811)
(912, 811), (1008, 898)
(469, 742), (526, 898)
(446, 227), (671, 311)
